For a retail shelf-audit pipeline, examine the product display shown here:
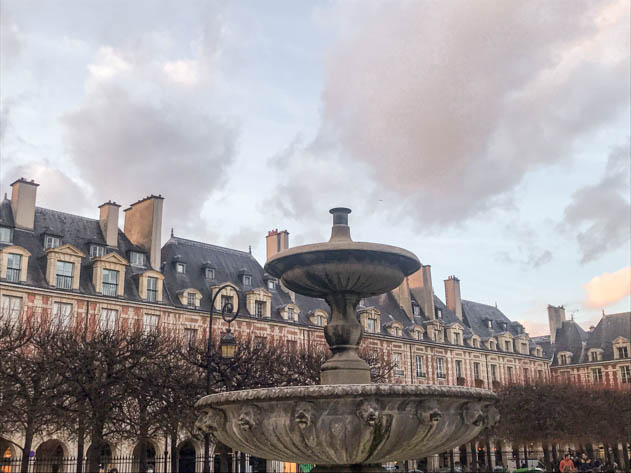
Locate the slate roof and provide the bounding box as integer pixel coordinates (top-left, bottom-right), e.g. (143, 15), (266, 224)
(583, 312), (631, 361)
(551, 320), (588, 365)
(461, 299), (523, 339)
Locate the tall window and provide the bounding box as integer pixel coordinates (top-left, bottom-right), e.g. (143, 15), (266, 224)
(184, 328), (197, 344)
(412, 304), (420, 316)
(90, 245), (105, 257)
(455, 360), (463, 378)
(6, 253), (21, 282)
(591, 351), (599, 362)
(146, 277), (158, 302)
(490, 364), (497, 381)
(591, 368), (603, 383)
(620, 366), (631, 384)
(56, 261), (73, 289)
(559, 354), (568, 365)
(523, 368), (530, 383)
(487, 320), (493, 329)
(0, 226), (12, 243)
(454, 332), (461, 345)
(415, 330), (423, 340)
(254, 300), (266, 318)
(102, 269), (118, 296)
(504, 341), (512, 352)
(1, 295), (22, 323)
(221, 295), (234, 312)
(393, 353), (402, 369)
(436, 358), (445, 379)
(287, 307), (295, 321)
(521, 342), (528, 354)
(144, 314), (159, 333)
(187, 292), (196, 307)
(130, 252), (146, 267)
(489, 340), (496, 350)
(366, 318), (377, 333)
(618, 346), (629, 359)
(52, 302), (72, 329)
(45, 235), (61, 249)
(393, 326), (401, 336)
(416, 355), (425, 377)
(99, 309), (118, 331)
(473, 362), (481, 379)
(473, 339), (480, 348)
(506, 366), (514, 382)
(314, 314), (325, 326)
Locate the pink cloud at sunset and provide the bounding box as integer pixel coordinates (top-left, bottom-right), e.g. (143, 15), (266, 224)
(583, 266), (631, 308)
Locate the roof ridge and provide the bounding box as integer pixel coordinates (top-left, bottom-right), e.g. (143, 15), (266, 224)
(172, 236), (252, 257)
(36, 206), (98, 223)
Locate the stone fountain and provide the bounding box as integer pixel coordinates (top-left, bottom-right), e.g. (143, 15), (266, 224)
(196, 208), (498, 472)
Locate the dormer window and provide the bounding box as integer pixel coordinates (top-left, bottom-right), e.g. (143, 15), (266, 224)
(90, 245), (105, 258)
(473, 339), (480, 348)
(367, 318), (377, 333)
(559, 354), (568, 365)
(435, 308), (443, 319)
(618, 346), (629, 359)
(243, 275), (252, 286)
(504, 341), (512, 352)
(130, 252), (146, 267)
(147, 277), (158, 302)
(267, 279), (277, 291)
(56, 261), (74, 289)
(454, 332), (461, 345)
(287, 306), (295, 321)
(102, 269), (119, 296)
(205, 267), (215, 280)
(0, 226), (12, 243)
(502, 322), (507, 331)
(255, 300), (266, 317)
(176, 263), (186, 274)
(6, 254), (22, 282)
(487, 320), (493, 329)
(412, 304), (420, 316)
(45, 235), (61, 249)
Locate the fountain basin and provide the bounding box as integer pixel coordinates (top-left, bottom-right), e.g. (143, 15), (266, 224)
(195, 384), (498, 465)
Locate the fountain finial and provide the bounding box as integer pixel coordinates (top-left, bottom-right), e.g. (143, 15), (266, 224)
(329, 207), (352, 242)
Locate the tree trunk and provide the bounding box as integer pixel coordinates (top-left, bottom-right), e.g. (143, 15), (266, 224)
(170, 430), (178, 473)
(20, 423), (35, 473)
(542, 444), (550, 471)
(139, 403), (149, 473)
(88, 421), (106, 473)
(621, 442), (630, 472)
(552, 444), (558, 468)
(76, 417), (86, 473)
(469, 441), (477, 472)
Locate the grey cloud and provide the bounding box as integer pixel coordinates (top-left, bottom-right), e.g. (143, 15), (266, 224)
(272, 0), (630, 229)
(562, 140), (631, 263)
(0, 8), (22, 68)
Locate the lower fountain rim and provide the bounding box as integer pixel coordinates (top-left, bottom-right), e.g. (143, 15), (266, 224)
(196, 384), (496, 407)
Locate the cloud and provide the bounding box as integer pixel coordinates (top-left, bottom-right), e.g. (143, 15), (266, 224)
(583, 266), (631, 308)
(0, 8), (22, 68)
(519, 319), (550, 338)
(1, 163), (90, 216)
(272, 0), (630, 229)
(562, 140), (631, 262)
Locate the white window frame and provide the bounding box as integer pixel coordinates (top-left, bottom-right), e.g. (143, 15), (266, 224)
(620, 365), (631, 384)
(52, 302), (73, 329)
(45, 235), (61, 249)
(366, 318), (377, 333)
(591, 367), (603, 383)
(455, 360), (463, 378)
(6, 253), (22, 282)
(436, 308), (443, 319)
(205, 267), (215, 279)
(415, 355), (425, 377)
(130, 252), (146, 267)
(412, 304), (420, 316)
(436, 358), (445, 379)
(56, 260), (74, 289)
(243, 275), (252, 286)
(1, 295), (22, 323)
(473, 362), (481, 379)
(102, 269), (118, 296)
(0, 226), (12, 243)
(187, 292), (197, 308)
(90, 245), (105, 257)
(618, 346), (629, 359)
(490, 364), (497, 381)
(99, 308), (118, 331)
(146, 277), (158, 302)
(176, 263), (186, 274)
(254, 300), (266, 318)
(143, 313), (160, 333)
(506, 366), (514, 382)
(287, 306), (295, 321)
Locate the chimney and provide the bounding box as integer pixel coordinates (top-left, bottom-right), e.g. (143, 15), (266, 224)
(444, 275), (463, 320)
(408, 264), (436, 320)
(10, 178), (39, 231)
(99, 201), (121, 247)
(123, 195), (164, 270)
(547, 305), (566, 344)
(266, 229), (289, 261)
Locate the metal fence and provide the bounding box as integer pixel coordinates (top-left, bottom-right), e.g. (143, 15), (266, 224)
(0, 454), (275, 473)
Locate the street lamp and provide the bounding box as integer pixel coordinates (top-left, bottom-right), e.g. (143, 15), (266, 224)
(203, 284), (241, 473)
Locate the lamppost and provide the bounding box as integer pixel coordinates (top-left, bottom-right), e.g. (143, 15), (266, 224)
(203, 284), (241, 473)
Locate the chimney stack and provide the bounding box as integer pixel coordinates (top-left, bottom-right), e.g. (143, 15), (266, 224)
(266, 229), (289, 261)
(10, 178), (39, 231)
(547, 305), (566, 344)
(99, 201), (121, 247)
(408, 264), (436, 319)
(123, 195), (164, 270)
(444, 275), (463, 320)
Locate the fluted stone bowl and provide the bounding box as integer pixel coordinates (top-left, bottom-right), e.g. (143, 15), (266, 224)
(195, 384), (498, 465)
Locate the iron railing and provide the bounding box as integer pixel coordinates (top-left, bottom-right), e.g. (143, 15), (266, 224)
(56, 275), (73, 289)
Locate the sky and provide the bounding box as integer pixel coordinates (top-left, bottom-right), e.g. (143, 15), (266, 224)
(1, 0), (629, 336)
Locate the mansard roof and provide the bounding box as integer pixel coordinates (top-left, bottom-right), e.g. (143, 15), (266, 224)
(461, 299), (520, 339)
(552, 320), (587, 365)
(584, 312), (631, 360)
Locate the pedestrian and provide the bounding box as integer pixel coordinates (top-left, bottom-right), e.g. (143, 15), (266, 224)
(560, 453), (576, 473)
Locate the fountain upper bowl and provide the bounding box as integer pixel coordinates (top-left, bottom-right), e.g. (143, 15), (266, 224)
(264, 241), (421, 298)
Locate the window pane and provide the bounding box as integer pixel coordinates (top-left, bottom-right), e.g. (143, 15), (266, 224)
(99, 309), (118, 331)
(1, 295), (22, 323)
(103, 269), (118, 296)
(146, 277), (158, 302)
(53, 302), (72, 328)
(0, 227), (11, 243)
(56, 261), (73, 289)
(187, 292), (196, 307)
(144, 314), (159, 333)
(6, 254), (21, 282)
